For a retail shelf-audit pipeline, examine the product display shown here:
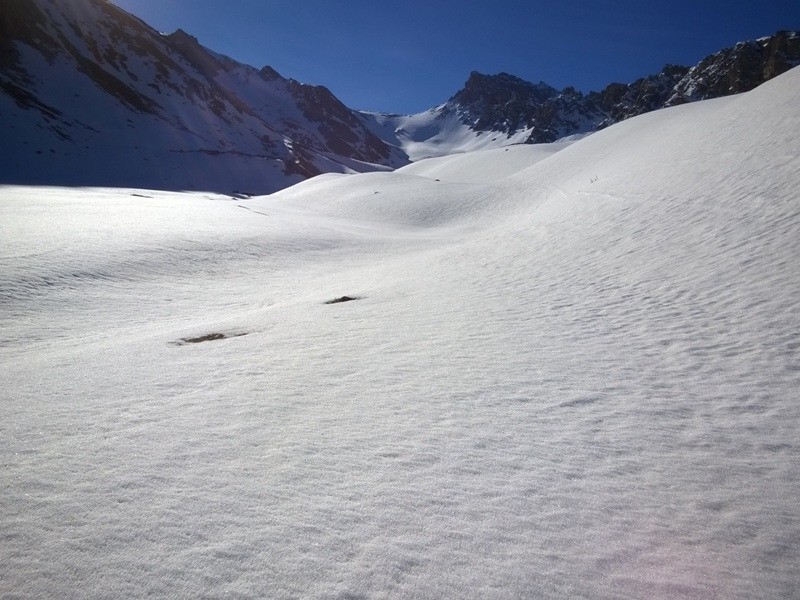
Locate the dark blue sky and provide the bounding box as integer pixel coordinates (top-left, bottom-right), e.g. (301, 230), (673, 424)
(113, 0), (799, 114)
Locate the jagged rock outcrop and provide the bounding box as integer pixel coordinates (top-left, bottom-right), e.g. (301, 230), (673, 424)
(591, 64), (690, 125)
(666, 30), (800, 104)
(445, 71), (558, 132)
(388, 31), (800, 148)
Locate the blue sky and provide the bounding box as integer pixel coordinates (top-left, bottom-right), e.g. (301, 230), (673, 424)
(113, 0), (799, 114)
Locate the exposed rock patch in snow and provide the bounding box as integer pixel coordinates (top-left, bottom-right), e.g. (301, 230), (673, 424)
(171, 332), (249, 345)
(324, 296), (363, 305)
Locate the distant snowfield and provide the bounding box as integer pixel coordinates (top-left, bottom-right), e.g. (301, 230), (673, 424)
(396, 142), (574, 183)
(360, 107), (536, 161)
(2, 67), (799, 599)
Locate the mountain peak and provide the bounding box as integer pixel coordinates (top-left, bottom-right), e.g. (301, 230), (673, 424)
(445, 71), (560, 135)
(462, 71), (556, 94)
(166, 28), (199, 46)
(259, 65), (284, 81)
(452, 71), (557, 107)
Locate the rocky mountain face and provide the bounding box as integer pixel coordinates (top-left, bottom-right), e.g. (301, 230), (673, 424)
(417, 31), (800, 144)
(0, 0), (407, 193)
(439, 72), (602, 143)
(591, 64), (691, 127)
(444, 72), (558, 132)
(665, 30), (800, 104)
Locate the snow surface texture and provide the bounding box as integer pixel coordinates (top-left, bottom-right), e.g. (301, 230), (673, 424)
(2, 67), (800, 599)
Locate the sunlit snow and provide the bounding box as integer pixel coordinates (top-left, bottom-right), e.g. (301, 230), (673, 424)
(2, 67), (799, 599)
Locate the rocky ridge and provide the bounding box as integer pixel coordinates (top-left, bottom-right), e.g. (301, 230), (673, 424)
(432, 31), (800, 144)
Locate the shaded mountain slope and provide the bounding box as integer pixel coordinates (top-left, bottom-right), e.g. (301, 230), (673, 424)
(0, 0), (407, 193)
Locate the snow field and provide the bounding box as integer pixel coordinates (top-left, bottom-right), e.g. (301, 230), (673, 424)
(2, 67), (800, 599)
(395, 142), (573, 184)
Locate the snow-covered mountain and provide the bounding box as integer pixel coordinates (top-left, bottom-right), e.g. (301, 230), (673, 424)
(1, 0), (797, 189)
(3, 62), (799, 600)
(0, 0), (408, 193)
(364, 31), (800, 159)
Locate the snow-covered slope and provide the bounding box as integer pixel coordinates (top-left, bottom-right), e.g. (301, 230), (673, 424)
(0, 0), (407, 193)
(2, 65), (799, 599)
(395, 141), (575, 183)
(360, 106), (538, 161)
